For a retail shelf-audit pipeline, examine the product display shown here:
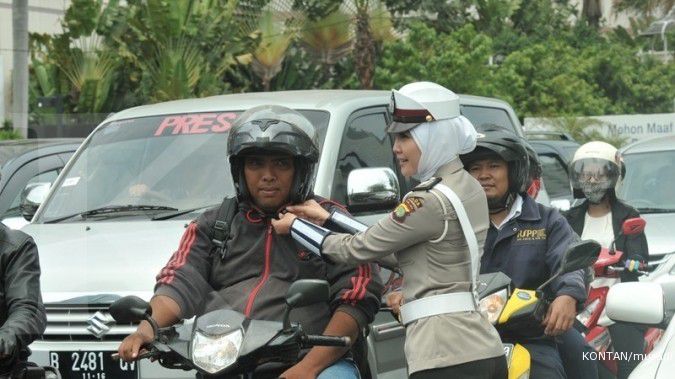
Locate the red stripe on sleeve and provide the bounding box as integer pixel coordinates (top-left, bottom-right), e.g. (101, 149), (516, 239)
(157, 223), (198, 285)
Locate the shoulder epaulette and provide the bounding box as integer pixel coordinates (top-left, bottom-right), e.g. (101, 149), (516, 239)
(412, 177), (442, 191)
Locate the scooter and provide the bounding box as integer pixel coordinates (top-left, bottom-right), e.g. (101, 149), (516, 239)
(109, 279), (350, 378)
(576, 217), (663, 378)
(479, 240), (601, 379)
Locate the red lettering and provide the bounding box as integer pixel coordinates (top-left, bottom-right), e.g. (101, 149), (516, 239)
(190, 114), (216, 134)
(213, 113), (237, 133)
(173, 116), (194, 135)
(155, 116), (180, 136)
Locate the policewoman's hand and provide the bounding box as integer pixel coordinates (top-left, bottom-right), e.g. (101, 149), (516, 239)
(286, 200), (330, 226)
(542, 295), (576, 336)
(271, 212), (297, 235)
(386, 291), (404, 318)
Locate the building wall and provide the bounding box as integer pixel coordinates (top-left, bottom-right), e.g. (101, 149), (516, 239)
(0, 0), (70, 124)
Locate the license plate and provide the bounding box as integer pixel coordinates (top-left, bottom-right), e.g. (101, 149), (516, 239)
(503, 343), (514, 367)
(49, 351), (137, 379)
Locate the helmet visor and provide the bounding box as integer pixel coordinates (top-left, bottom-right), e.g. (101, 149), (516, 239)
(229, 120), (319, 162)
(570, 158), (619, 190)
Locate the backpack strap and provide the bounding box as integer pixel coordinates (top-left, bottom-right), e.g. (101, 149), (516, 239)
(210, 196), (238, 260)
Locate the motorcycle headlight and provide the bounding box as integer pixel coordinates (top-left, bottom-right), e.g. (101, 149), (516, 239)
(191, 328), (244, 374)
(576, 298), (600, 328)
(479, 289), (508, 324)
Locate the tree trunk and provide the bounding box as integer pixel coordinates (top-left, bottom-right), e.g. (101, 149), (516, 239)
(582, 0), (602, 28)
(12, 0), (29, 137)
(354, 10), (375, 89)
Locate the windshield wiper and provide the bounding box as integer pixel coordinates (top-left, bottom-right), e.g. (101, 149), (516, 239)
(43, 204), (179, 224)
(152, 204), (219, 221)
(637, 207), (675, 214)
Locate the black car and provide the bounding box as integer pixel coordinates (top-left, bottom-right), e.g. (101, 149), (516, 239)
(0, 138), (82, 228)
(526, 131), (580, 206)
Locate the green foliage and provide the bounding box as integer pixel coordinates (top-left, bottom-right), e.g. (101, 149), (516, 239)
(27, 0), (674, 128)
(0, 126), (24, 140)
(63, 0), (101, 38)
(375, 22), (495, 93)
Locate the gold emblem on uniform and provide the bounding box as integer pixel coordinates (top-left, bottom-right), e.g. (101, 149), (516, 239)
(516, 228), (547, 241)
(392, 197), (424, 223)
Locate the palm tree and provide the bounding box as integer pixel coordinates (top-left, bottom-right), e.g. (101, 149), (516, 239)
(55, 35), (117, 113)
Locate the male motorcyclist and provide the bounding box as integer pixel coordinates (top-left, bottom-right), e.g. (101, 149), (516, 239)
(117, 105), (383, 379)
(459, 130), (587, 379)
(0, 221), (47, 377)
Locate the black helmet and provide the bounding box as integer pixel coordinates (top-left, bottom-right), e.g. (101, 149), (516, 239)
(523, 141), (542, 182)
(227, 105), (319, 204)
(460, 127), (530, 194)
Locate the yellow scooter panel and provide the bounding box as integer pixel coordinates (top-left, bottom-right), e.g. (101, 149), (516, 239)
(508, 344), (530, 379)
(498, 289), (538, 325)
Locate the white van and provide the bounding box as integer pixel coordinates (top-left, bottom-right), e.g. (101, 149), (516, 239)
(22, 90), (525, 378)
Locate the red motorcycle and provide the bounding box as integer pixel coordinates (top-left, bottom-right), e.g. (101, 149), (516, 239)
(576, 217), (663, 378)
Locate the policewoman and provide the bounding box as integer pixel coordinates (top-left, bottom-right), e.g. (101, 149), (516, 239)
(273, 82), (507, 379)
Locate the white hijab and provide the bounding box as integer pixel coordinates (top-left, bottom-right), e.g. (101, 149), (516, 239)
(410, 115), (478, 181)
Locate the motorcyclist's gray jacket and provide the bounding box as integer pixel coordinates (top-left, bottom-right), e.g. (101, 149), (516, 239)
(0, 225), (46, 371)
(320, 160), (504, 374)
(154, 198), (383, 335)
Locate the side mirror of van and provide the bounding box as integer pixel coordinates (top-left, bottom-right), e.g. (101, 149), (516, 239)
(20, 182), (51, 221)
(606, 282), (664, 325)
(347, 168), (400, 212)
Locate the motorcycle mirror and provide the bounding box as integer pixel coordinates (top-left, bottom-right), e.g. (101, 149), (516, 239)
(109, 296), (152, 324)
(560, 240), (602, 274)
(537, 240), (601, 293)
(622, 217), (646, 236)
(286, 279), (330, 308)
(283, 280), (329, 332)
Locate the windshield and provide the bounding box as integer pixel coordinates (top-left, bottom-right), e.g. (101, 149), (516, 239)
(616, 151), (675, 213)
(36, 110), (329, 222)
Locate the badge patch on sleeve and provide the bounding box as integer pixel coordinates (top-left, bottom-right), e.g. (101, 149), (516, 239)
(392, 197), (424, 223)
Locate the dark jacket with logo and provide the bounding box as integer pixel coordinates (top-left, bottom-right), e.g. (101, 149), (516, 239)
(154, 198), (383, 335)
(0, 226), (46, 372)
(564, 198), (648, 282)
(480, 195), (586, 304)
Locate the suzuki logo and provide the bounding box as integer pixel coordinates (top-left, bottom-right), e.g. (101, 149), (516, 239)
(87, 311), (115, 338)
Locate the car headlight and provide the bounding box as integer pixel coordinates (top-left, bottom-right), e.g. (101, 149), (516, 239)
(576, 298), (600, 328)
(191, 328), (244, 374)
(479, 289), (508, 324)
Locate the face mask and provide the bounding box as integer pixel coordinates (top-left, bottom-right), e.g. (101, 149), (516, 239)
(581, 182), (607, 204)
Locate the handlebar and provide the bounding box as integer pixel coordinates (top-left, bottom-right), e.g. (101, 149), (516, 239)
(111, 349), (158, 362)
(303, 335), (351, 347)
(606, 266), (649, 276)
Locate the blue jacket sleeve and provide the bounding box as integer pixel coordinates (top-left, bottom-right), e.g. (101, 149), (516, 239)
(545, 212), (587, 304)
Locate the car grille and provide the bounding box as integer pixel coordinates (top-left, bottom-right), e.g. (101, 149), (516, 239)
(40, 304), (136, 342)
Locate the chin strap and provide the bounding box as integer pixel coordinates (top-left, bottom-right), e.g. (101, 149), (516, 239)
(488, 192), (515, 214)
(290, 218), (332, 256)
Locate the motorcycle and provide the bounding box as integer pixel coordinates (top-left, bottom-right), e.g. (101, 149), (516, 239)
(109, 279), (350, 378)
(575, 217), (663, 378)
(479, 240), (602, 379)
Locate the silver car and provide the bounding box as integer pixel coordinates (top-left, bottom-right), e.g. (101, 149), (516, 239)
(618, 134), (675, 260)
